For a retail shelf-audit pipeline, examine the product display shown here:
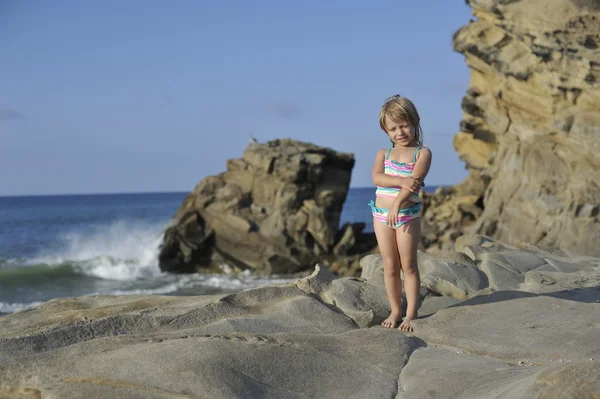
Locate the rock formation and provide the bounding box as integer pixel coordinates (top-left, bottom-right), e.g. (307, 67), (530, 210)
(158, 139), (376, 275)
(1, 235), (599, 398)
(158, 1), (600, 275)
(423, 0), (600, 257)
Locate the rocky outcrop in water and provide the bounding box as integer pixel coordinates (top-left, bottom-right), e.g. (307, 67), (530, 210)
(158, 139), (376, 275)
(423, 0), (600, 257)
(1, 235), (599, 398)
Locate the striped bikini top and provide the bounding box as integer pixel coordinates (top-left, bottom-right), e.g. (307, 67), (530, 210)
(375, 146), (425, 202)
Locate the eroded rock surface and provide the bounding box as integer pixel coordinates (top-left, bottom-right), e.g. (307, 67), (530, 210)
(2, 235), (599, 398)
(423, 0), (600, 257)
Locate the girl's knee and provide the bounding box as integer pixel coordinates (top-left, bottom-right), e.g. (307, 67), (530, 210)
(382, 260), (400, 277)
(400, 261), (418, 276)
(384, 268), (400, 279)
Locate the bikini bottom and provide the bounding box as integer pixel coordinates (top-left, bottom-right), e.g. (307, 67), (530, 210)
(368, 200), (421, 230)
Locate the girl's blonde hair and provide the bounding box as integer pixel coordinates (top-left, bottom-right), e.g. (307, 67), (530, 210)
(379, 95), (423, 146)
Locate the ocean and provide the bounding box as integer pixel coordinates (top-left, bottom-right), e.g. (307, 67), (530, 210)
(0, 186), (438, 316)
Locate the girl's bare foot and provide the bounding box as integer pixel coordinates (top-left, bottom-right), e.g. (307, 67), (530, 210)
(381, 313), (401, 328)
(399, 310), (418, 332)
(398, 317), (414, 332)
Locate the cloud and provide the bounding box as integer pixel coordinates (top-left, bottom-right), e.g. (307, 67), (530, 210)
(0, 109), (23, 121)
(266, 101), (302, 120)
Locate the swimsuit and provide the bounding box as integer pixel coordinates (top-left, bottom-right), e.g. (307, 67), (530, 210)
(369, 146), (425, 229)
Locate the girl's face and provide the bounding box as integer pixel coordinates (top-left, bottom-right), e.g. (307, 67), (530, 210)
(384, 115), (415, 147)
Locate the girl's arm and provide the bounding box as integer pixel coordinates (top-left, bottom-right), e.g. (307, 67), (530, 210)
(386, 188), (415, 227)
(407, 147), (433, 187)
(371, 150), (420, 192)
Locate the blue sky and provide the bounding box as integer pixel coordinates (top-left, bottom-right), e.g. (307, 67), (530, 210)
(1, 1), (472, 196)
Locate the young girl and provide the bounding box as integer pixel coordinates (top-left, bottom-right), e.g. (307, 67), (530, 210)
(369, 95), (432, 332)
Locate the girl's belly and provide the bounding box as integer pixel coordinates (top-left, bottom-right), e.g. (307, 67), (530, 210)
(375, 196), (418, 210)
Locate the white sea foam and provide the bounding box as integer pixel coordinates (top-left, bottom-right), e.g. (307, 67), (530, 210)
(26, 220), (299, 286)
(30, 220), (165, 281)
(5, 219), (298, 315)
(0, 258), (21, 266)
(0, 301), (44, 314)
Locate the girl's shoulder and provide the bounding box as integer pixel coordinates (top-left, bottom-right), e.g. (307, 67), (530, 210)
(376, 148), (390, 158)
(415, 145), (432, 161)
(417, 145), (432, 153)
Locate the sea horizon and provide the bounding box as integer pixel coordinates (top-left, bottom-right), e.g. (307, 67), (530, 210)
(0, 184), (448, 199)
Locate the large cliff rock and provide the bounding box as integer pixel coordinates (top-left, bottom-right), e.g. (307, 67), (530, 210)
(424, 0), (600, 256)
(159, 139), (376, 275)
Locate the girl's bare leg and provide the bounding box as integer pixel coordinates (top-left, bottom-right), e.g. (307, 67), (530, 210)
(395, 217), (421, 332)
(373, 217), (403, 328)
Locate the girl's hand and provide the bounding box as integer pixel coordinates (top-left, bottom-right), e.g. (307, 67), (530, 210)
(400, 176), (421, 193)
(386, 202), (400, 227)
